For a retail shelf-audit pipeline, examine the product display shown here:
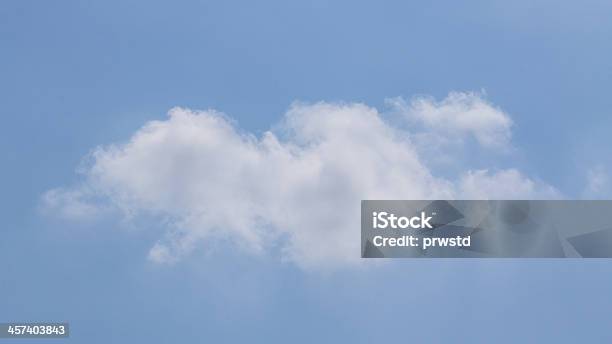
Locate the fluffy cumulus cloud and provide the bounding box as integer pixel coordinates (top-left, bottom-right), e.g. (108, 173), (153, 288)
(42, 92), (560, 269)
(388, 91), (513, 149)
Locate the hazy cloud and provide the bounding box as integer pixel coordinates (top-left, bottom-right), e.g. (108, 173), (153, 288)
(583, 166), (610, 199)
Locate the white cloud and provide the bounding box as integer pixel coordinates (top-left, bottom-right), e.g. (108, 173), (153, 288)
(41, 187), (110, 221)
(583, 166), (610, 199)
(42, 93), (558, 269)
(388, 91), (513, 149)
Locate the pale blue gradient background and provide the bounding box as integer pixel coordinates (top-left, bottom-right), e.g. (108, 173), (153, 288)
(2, 1), (612, 343)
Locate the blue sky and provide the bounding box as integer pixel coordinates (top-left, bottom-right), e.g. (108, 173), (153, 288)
(2, 1), (612, 343)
